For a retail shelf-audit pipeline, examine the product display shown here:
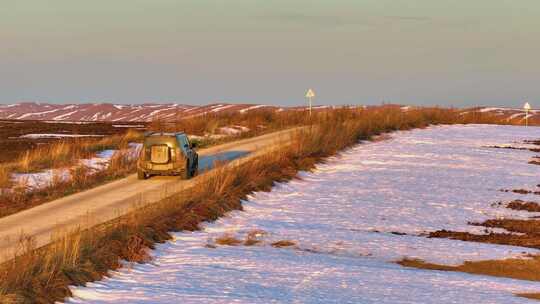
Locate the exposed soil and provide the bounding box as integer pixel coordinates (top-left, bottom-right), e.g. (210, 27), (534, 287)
(501, 189), (540, 195)
(0, 120), (148, 163)
(507, 200), (540, 212)
(486, 145), (540, 153)
(428, 229), (540, 249)
(270, 240), (297, 248)
(403, 200), (540, 299)
(525, 140), (540, 146)
(529, 157), (540, 165)
(398, 256), (540, 282)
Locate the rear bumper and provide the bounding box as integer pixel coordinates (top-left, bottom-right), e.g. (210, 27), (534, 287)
(137, 162), (186, 176)
(143, 168), (185, 176)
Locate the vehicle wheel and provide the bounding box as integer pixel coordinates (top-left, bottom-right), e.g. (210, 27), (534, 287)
(192, 160), (198, 176)
(182, 160), (190, 179)
(137, 170), (147, 180)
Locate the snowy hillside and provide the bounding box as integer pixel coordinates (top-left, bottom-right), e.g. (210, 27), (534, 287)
(0, 102), (278, 122)
(1, 102), (537, 123)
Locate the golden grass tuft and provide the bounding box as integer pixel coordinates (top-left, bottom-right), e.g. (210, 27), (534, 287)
(215, 234), (243, 246)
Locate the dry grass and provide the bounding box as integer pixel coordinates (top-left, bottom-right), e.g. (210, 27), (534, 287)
(0, 106), (528, 303)
(507, 200), (540, 212)
(0, 149), (138, 218)
(519, 293), (540, 300)
(399, 256), (540, 282)
(428, 216), (540, 249)
(215, 234), (243, 246)
(9, 130), (142, 174)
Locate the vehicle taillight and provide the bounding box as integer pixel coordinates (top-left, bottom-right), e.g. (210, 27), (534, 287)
(171, 148), (176, 161)
(145, 148), (151, 160)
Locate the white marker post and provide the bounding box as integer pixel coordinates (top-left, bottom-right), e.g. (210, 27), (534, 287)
(524, 102), (531, 127)
(306, 89), (315, 116)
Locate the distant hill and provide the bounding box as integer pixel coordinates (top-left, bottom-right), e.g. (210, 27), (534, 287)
(462, 106), (540, 125)
(0, 102), (537, 123)
(0, 102), (280, 122)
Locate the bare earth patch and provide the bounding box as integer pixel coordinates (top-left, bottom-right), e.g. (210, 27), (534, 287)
(270, 240), (297, 248)
(485, 145), (540, 153)
(507, 200), (540, 212)
(501, 188), (540, 195)
(403, 197), (540, 300)
(529, 157), (540, 165)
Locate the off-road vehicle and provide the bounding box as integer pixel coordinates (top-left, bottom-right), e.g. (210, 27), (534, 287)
(137, 132), (198, 180)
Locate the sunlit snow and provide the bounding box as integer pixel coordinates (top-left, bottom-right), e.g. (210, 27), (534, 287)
(68, 125), (540, 303)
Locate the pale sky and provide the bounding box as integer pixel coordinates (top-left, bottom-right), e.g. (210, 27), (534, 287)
(1, 1), (539, 107)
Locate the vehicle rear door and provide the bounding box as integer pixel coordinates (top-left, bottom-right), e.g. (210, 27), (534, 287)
(176, 134), (194, 166)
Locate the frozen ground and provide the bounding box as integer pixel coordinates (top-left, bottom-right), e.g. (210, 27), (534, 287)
(18, 133), (105, 139)
(68, 125), (540, 303)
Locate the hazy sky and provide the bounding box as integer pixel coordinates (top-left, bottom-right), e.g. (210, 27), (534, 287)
(1, 1), (539, 107)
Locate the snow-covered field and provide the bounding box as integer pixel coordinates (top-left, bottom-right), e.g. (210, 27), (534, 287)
(68, 125), (540, 303)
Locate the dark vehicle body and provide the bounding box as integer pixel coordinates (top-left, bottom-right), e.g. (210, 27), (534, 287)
(137, 132), (198, 180)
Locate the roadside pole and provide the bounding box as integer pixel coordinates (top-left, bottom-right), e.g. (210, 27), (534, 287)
(306, 89), (315, 116)
(524, 102), (531, 127)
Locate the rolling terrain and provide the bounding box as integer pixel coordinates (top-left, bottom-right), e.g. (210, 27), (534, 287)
(1, 102), (538, 124)
(0, 103), (278, 122)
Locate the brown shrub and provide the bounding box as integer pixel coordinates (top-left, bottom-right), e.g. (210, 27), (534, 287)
(215, 234), (243, 246)
(271, 240), (297, 248)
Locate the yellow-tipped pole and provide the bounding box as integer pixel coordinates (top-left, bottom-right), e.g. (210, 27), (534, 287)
(306, 89), (315, 116)
(524, 102), (531, 127)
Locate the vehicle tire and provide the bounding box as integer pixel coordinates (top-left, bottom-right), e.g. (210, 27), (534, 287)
(137, 170), (147, 180)
(182, 160), (190, 179)
(193, 155), (199, 176)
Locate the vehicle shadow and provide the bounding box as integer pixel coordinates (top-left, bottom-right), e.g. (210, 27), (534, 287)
(198, 150), (250, 171)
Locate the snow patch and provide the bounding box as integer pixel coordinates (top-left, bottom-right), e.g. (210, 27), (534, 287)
(19, 134), (105, 139)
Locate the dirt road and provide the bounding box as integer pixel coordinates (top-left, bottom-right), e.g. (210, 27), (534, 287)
(0, 129), (297, 263)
